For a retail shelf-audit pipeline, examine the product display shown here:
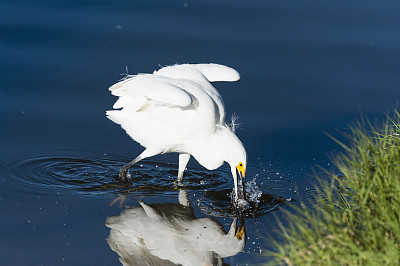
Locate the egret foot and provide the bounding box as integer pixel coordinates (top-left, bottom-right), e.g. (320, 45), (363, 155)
(119, 165), (131, 181)
(173, 180), (184, 189)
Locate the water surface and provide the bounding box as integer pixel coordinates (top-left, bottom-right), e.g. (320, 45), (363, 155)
(1, 0), (400, 264)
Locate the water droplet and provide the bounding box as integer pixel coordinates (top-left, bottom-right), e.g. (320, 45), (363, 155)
(245, 177), (262, 204)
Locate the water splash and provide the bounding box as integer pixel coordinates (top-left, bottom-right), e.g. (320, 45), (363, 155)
(198, 176), (286, 218)
(245, 177), (263, 204)
(230, 177), (264, 214)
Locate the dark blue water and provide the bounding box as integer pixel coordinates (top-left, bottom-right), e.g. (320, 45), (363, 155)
(1, 0), (400, 264)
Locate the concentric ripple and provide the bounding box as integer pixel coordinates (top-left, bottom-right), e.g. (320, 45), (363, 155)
(0, 150), (118, 195)
(0, 146), (229, 196)
(0, 146), (298, 219)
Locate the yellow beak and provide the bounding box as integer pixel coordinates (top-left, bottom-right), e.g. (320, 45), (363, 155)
(236, 163), (246, 178)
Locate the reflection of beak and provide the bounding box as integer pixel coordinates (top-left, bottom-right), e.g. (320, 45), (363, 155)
(234, 218), (246, 241)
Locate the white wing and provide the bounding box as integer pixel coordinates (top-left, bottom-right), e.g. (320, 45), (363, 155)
(192, 63), (240, 82)
(154, 63), (240, 83)
(106, 64), (240, 149)
(153, 63), (239, 125)
(109, 74), (193, 109)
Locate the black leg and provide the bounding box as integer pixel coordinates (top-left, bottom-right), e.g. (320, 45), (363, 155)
(119, 156), (142, 181)
(117, 148), (162, 181)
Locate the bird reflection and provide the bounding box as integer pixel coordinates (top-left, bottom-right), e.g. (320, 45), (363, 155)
(106, 190), (245, 266)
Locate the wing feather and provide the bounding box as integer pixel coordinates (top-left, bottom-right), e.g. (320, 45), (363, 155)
(109, 74), (193, 108)
(192, 63), (240, 82)
(153, 63), (240, 83)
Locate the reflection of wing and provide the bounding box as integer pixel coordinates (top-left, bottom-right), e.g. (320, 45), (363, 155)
(105, 201), (245, 266)
(107, 229), (176, 266)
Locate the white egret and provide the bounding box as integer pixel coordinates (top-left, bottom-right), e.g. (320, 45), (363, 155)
(106, 63), (248, 206)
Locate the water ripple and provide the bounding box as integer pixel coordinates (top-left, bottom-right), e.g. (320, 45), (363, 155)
(0, 146), (229, 196)
(0, 146), (297, 218)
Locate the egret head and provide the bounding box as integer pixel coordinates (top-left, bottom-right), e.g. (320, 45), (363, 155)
(192, 125), (247, 204)
(223, 135), (246, 179)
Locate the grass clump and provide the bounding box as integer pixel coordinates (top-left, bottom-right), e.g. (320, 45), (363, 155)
(269, 111), (400, 265)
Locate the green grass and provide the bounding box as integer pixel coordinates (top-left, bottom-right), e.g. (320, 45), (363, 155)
(268, 111), (400, 265)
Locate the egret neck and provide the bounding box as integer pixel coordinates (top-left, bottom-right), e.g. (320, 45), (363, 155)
(189, 126), (247, 201)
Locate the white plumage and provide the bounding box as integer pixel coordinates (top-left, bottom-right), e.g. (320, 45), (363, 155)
(107, 63), (247, 203)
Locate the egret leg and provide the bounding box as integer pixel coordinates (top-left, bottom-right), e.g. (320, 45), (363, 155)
(119, 148), (162, 181)
(177, 153), (190, 186)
